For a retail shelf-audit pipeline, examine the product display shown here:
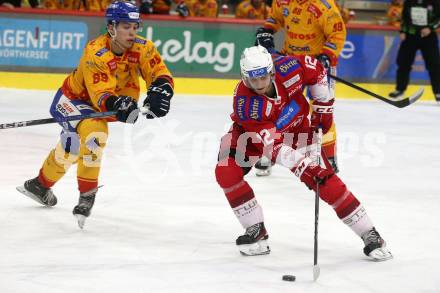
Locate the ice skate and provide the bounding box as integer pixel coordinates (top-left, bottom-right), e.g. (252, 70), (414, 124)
(255, 157), (272, 177)
(72, 188), (97, 229)
(361, 227), (393, 261)
(236, 222), (270, 256)
(16, 177), (57, 207)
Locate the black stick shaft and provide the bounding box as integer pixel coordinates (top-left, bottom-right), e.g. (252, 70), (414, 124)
(314, 185), (319, 265)
(0, 111), (116, 130)
(328, 74), (393, 103)
(313, 128), (322, 281)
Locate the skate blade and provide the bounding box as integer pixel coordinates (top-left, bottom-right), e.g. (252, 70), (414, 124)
(16, 186), (52, 207)
(238, 240), (270, 256)
(255, 169), (272, 177)
(368, 247), (393, 262)
(75, 214), (87, 229)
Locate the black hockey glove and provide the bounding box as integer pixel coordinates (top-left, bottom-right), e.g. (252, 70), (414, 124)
(316, 54), (331, 70)
(176, 2), (189, 17)
(255, 27), (275, 52)
(105, 95), (139, 124)
(143, 79), (174, 119)
(139, 0), (153, 14)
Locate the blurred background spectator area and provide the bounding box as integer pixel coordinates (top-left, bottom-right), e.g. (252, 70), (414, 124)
(0, 0), (402, 26)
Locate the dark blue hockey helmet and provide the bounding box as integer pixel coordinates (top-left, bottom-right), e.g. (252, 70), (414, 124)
(105, 1), (141, 24)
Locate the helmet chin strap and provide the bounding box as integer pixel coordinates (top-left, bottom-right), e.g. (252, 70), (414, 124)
(108, 22), (129, 54)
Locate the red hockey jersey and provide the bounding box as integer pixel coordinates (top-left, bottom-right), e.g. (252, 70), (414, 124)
(231, 54), (331, 148)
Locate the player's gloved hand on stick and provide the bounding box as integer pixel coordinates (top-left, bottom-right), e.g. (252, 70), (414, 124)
(310, 99), (334, 134)
(143, 79), (174, 119)
(316, 54), (331, 70)
(255, 27), (275, 52)
(105, 95), (139, 123)
(294, 157), (334, 187)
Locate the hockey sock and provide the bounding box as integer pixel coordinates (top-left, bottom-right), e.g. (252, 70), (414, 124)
(317, 174), (374, 237)
(216, 158), (264, 228)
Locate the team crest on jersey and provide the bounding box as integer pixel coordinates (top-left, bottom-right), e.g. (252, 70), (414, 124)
(283, 7), (289, 16)
(276, 59), (299, 77)
(95, 47), (109, 57)
(249, 96), (264, 121)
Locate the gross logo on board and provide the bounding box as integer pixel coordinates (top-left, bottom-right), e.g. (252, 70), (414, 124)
(0, 18), (88, 68)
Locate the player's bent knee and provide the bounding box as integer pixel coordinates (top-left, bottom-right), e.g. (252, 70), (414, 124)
(77, 119), (108, 147)
(215, 158), (244, 189)
(318, 175), (348, 205)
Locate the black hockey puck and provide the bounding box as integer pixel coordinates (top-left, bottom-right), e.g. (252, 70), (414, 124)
(282, 275), (296, 282)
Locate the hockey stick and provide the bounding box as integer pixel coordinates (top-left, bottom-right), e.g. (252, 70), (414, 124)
(328, 73), (424, 108)
(0, 106), (151, 130)
(313, 128), (323, 282)
(0, 111), (116, 130)
(267, 48), (424, 108)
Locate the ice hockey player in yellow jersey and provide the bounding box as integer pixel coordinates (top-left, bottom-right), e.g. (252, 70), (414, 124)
(235, 0), (270, 20)
(16, 1), (174, 229)
(254, 0), (346, 176)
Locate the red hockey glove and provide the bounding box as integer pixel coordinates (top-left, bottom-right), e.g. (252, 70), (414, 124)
(310, 99), (334, 134)
(294, 157), (334, 188)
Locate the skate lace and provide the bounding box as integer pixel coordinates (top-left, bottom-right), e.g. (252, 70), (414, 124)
(79, 196), (94, 207)
(246, 223), (262, 238)
(78, 188), (98, 208)
(42, 190), (55, 202)
(363, 228), (380, 245)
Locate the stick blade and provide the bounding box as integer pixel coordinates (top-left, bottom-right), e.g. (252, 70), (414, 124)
(407, 87), (424, 105)
(391, 87), (425, 108)
(313, 265), (320, 281)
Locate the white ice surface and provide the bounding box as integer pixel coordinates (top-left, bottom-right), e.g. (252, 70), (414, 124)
(0, 88), (439, 293)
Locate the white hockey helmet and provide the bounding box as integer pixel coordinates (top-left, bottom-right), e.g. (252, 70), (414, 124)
(240, 45), (274, 91)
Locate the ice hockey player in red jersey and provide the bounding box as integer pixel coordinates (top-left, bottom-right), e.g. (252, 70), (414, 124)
(215, 45), (392, 261)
